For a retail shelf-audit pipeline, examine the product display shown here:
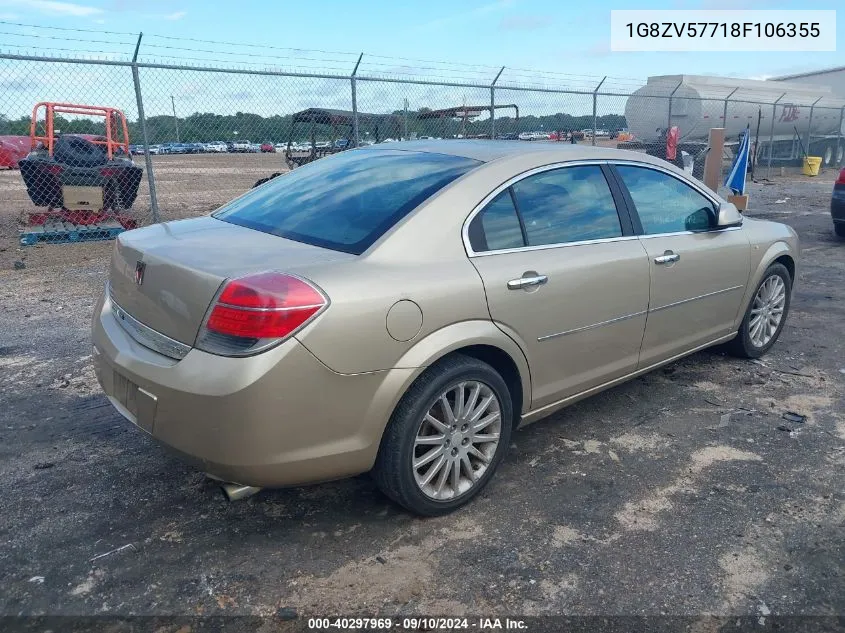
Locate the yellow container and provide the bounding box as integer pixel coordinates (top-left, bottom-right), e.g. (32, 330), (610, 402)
(802, 156), (822, 176)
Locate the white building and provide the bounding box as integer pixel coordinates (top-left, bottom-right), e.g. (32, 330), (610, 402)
(771, 66), (845, 97)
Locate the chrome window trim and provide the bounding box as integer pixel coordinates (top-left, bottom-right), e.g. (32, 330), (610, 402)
(462, 158), (734, 257)
(651, 284), (744, 312)
(537, 309), (647, 342)
(610, 160), (721, 208)
(106, 288), (192, 360)
(611, 160), (743, 237)
(463, 159), (629, 257)
(638, 226), (742, 239)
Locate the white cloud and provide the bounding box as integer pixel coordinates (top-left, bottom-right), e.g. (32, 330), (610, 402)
(0, 0), (103, 16)
(163, 10), (186, 20)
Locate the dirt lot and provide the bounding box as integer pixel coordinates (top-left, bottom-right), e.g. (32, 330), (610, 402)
(0, 163), (843, 628)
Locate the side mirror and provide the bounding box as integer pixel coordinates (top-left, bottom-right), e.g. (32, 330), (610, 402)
(716, 202), (743, 229)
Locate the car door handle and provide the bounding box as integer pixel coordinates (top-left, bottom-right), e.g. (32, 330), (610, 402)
(654, 251), (680, 265)
(507, 274), (548, 290)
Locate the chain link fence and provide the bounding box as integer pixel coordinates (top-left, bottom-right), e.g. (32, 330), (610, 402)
(1, 49), (843, 247)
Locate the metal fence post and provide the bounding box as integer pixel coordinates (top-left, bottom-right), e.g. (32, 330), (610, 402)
(130, 33), (159, 223)
(667, 81), (683, 135)
(766, 93), (786, 179)
(722, 87), (738, 128)
(490, 66), (504, 139)
(837, 107), (845, 167)
(350, 53), (362, 147)
(720, 88), (738, 184)
(592, 76), (606, 146)
(806, 96), (821, 158)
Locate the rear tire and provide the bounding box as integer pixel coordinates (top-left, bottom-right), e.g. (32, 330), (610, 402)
(724, 263), (791, 358)
(373, 354), (513, 516)
(834, 223), (845, 239)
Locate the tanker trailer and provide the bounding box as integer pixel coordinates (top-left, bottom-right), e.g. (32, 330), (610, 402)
(619, 75), (845, 177)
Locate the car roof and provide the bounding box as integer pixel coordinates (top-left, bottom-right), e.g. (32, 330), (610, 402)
(360, 139), (667, 166)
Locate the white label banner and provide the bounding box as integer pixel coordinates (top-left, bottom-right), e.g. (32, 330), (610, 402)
(610, 10), (836, 52)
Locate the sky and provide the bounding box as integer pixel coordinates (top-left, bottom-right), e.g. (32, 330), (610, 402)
(0, 0), (842, 121)
(0, 0), (842, 81)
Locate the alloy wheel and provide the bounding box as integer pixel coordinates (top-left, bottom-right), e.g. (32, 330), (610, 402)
(749, 274), (786, 348)
(412, 381), (502, 501)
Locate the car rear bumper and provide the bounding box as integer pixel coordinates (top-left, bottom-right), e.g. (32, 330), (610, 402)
(831, 186), (845, 224)
(91, 290), (415, 488)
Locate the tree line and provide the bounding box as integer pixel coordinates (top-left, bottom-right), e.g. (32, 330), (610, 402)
(0, 110), (627, 143)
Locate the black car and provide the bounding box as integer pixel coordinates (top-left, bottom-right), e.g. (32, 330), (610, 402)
(833, 167), (845, 238)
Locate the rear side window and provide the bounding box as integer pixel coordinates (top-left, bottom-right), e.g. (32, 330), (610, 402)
(215, 149), (481, 255)
(616, 165), (716, 234)
(468, 190), (525, 252)
(511, 166), (622, 246)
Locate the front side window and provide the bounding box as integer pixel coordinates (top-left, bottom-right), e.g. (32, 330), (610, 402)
(510, 166), (622, 246)
(615, 165), (716, 234)
(215, 149), (481, 255)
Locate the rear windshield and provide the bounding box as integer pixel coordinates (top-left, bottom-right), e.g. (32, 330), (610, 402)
(214, 149), (481, 254)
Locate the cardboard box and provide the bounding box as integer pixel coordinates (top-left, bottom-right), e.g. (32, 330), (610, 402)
(62, 186), (103, 211)
(728, 194), (749, 212)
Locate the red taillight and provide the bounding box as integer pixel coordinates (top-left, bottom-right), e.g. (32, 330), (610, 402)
(836, 169), (845, 186)
(44, 164), (63, 175)
(199, 272), (326, 354)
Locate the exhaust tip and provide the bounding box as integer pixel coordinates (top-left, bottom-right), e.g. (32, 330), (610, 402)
(221, 483), (262, 502)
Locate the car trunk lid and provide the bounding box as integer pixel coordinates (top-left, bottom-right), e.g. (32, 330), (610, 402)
(109, 216), (354, 346)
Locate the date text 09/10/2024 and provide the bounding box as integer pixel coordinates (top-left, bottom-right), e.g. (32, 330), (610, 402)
(307, 617), (528, 630)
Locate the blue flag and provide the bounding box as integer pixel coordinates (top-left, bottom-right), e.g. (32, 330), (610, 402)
(725, 126), (750, 195)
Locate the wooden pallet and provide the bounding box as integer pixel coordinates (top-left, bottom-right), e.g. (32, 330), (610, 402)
(20, 219), (126, 246)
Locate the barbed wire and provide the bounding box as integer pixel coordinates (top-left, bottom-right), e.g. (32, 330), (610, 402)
(0, 18), (650, 87)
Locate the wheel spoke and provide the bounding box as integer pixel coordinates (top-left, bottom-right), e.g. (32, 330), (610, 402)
(464, 383), (481, 420)
(467, 445), (490, 464)
(439, 395), (456, 425)
(454, 383), (466, 419)
(472, 432), (500, 444)
(473, 411), (500, 432)
(425, 412), (449, 433)
(414, 446), (444, 469)
(460, 454), (476, 481)
(415, 434), (445, 446)
(468, 394), (495, 424)
(434, 458), (450, 497)
(451, 458), (460, 494)
(420, 455), (447, 486)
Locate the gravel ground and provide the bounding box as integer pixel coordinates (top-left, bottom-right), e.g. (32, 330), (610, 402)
(0, 167), (843, 628)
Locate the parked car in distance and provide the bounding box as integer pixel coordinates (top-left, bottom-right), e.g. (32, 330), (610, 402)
(129, 144), (145, 155)
(231, 140), (252, 153)
(205, 141), (228, 153)
(595, 129), (610, 138)
(147, 145), (162, 155)
(260, 142), (275, 153)
(92, 141), (798, 516)
(832, 167), (845, 238)
(334, 139), (351, 150)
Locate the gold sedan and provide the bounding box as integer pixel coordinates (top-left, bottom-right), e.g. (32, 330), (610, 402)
(92, 141), (798, 515)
